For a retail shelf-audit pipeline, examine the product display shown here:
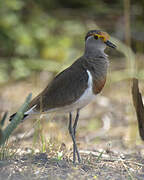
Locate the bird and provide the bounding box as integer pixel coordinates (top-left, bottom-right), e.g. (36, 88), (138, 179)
(9, 30), (116, 163)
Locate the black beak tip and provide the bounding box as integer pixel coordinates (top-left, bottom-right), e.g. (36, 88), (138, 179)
(105, 40), (116, 49)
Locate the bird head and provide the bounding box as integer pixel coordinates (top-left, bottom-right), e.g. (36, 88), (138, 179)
(85, 30), (116, 50)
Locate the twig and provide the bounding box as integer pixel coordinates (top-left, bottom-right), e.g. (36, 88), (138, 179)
(120, 158), (135, 180)
(132, 78), (144, 140)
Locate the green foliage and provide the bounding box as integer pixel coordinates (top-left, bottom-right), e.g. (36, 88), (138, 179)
(57, 151), (63, 161)
(96, 151), (104, 162)
(0, 93), (32, 146)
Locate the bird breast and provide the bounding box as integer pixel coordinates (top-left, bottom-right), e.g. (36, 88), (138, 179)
(92, 78), (106, 94)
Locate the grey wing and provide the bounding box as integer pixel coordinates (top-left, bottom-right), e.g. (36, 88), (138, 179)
(29, 65), (88, 112)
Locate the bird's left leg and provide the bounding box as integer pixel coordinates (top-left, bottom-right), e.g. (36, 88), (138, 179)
(73, 109), (81, 162)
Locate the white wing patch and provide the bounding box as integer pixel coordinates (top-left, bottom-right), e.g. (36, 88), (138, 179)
(25, 104), (37, 115)
(87, 70), (93, 88)
(74, 70), (95, 109)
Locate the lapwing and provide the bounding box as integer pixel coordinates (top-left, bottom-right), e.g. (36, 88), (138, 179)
(10, 30), (116, 163)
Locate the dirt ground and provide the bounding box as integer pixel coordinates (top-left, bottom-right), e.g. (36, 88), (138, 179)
(1, 150), (144, 180)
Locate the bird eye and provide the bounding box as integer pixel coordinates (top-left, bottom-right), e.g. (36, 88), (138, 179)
(94, 35), (98, 40)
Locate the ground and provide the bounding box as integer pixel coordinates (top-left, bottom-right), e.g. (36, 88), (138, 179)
(1, 150), (144, 180)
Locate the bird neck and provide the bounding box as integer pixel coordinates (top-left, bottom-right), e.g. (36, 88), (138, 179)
(82, 46), (109, 82)
(84, 46), (107, 58)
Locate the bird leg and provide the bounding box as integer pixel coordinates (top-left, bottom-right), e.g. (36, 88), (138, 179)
(73, 109), (80, 137)
(73, 109), (81, 162)
(68, 111), (81, 163)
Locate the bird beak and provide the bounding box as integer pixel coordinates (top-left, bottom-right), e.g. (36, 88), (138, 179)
(105, 40), (116, 48)
(94, 31), (117, 49)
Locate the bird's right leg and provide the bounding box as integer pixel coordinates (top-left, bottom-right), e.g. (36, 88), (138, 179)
(68, 112), (80, 163)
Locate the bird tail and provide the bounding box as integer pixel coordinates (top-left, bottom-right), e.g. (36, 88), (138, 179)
(9, 104), (37, 122)
(9, 113), (28, 122)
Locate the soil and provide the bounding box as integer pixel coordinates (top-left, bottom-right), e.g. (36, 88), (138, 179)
(0, 150), (144, 180)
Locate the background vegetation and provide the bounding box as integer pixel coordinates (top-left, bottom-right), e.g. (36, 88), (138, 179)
(0, 0), (143, 83)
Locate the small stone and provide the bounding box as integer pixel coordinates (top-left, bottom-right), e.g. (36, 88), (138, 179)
(57, 160), (68, 168)
(81, 165), (91, 172)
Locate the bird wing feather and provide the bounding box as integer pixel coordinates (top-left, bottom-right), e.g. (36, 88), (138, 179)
(28, 59), (88, 112)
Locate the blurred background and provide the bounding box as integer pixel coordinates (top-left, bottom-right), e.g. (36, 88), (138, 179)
(0, 0), (144, 154)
